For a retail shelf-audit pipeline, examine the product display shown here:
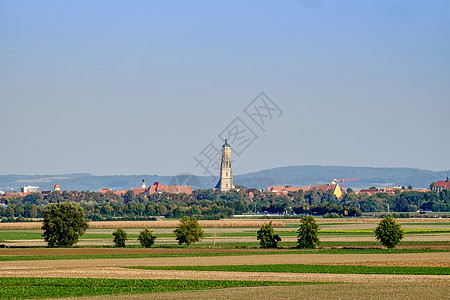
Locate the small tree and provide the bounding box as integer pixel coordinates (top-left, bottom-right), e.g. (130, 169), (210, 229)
(174, 216), (204, 248)
(374, 216), (404, 249)
(113, 228), (127, 247)
(138, 228), (156, 248)
(297, 216), (319, 249)
(42, 202), (89, 247)
(257, 221), (281, 248)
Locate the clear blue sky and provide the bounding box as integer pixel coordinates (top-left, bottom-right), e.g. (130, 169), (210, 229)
(1, 0), (449, 176)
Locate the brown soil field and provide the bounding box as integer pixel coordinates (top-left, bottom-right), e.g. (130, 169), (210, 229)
(80, 282), (450, 300)
(1, 251), (449, 268)
(1, 218), (449, 230)
(0, 219), (286, 230)
(313, 218), (450, 224)
(1, 248), (449, 299)
(0, 247), (280, 256)
(1, 252), (449, 300)
(319, 223), (450, 230)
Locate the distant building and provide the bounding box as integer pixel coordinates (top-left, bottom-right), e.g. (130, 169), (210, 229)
(359, 188), (379, 196)
(309, 183), (342, 198)
(101, 181), (193, 196)
(146, 182), (192, 195)
(54, 184), (60, 192)
(267, 186), (309, 196)
(358, 187), (428, 195)
(247, 188), (263, 201)
(21, 186), (39, 193)
(215, 139), (234, 191)
(4, 192), (22, 198)
(432, 180), (450, 192)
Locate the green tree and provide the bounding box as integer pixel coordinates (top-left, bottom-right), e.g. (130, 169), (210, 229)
(297, 216), (319, 249)
(174, 216), (204, 248)
(374, 216), (404, 249)
(42, 202), (89, 247)
(113, 228), (127, 247)
(429, 182), (436, 190)
(256, 221), (281, 248)
(137, 228), (156, 248)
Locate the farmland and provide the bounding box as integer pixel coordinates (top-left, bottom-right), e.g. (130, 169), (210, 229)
(0, 218), (449, 299)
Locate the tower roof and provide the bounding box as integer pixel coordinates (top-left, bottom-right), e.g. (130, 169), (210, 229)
(222, 139), (230, 147)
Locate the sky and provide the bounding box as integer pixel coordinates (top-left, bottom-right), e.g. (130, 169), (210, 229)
(1, 0), (449, 176)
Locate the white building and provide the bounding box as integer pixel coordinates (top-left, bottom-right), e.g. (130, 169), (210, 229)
(21, 186), (39, 193)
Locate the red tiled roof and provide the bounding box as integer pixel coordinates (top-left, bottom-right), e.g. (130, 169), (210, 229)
(284, 187), (306, 192)
(309, 184), (339, 193)
(4, 192), (23, 198)
(153, 182), (164, 190)
(359, 189), (378, 195)
(328, 184), (339, 191)
(160, 185), (192, 195)
(267, 186), (309, 195)
(434, 181), (450, 189)
(132, 188), (147, 195)
(309, 184), (328, 193)
(129, 182), (193, 195)
(267, 186), (286, 193)
(114, 190), (129, 196)
(148, 185), (157, 195)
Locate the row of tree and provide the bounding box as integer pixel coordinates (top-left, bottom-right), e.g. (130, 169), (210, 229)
(256, 215), (403, 249)
(42, 202), (404, 250)
(41, 203), (204, 248)
(1, 187), (449, 222)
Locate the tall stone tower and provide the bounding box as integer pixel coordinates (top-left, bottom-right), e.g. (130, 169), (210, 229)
(215, 139), (234, 191)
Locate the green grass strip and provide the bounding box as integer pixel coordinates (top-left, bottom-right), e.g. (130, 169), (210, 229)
(0, 248), (448, 262)
(0, 277), (326, 299)
(320, 228), (450, 235)
(3, 228), (450, 241)
(130, 264), (450, 275)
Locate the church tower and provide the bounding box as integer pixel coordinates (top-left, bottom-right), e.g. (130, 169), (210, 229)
(215, 139), (234, 191)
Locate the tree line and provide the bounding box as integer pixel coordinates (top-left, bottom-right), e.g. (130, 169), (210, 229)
(43, 201), (404, 250)
(1, 185), (449, 221)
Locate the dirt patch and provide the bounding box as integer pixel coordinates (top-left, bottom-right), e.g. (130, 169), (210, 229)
(1, 252), (449, 269)
(0, 247), (275, 256)
(0, 220), (287, 230)
(1, 250), (448, 299)
(1, 267), (449, 283)
(77, 281), (450, 300)
(2, 218), (449, 230)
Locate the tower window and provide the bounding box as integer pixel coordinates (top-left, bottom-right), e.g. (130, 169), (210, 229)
(226, 172), (228, 176)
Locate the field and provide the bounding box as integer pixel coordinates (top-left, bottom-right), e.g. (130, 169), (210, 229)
(0, 218), (449, 299)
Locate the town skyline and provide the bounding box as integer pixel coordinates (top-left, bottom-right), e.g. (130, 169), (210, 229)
(1, 164), (448, 193)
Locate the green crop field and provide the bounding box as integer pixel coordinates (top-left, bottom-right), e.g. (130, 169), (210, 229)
(1, 225), (450, 242)
(0, 248), (447, 262)
(0, 219), (449, 299)
(130, 264), (450, 275)
(0, 277), (326, 299)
